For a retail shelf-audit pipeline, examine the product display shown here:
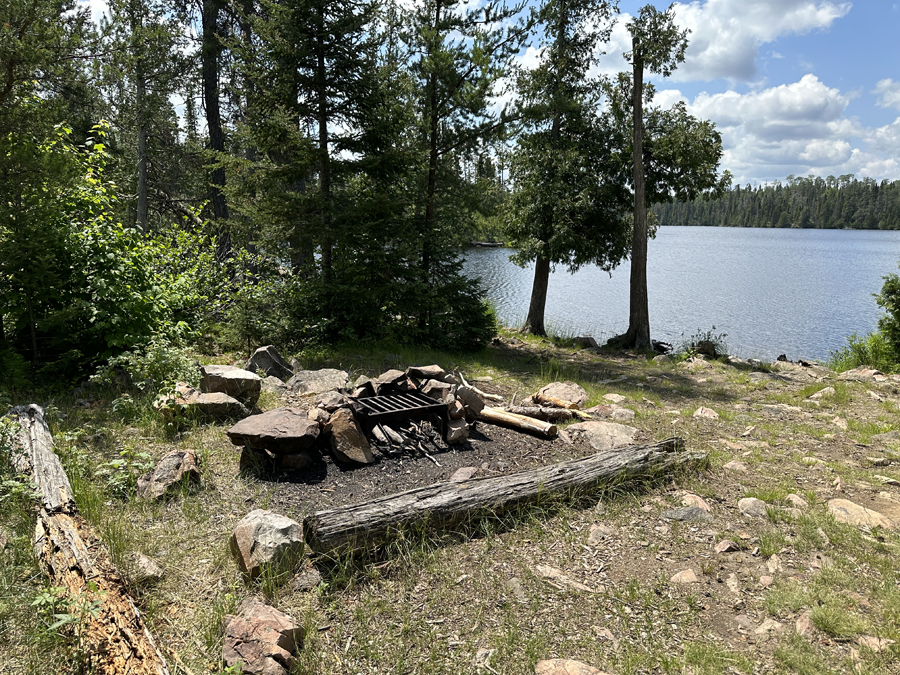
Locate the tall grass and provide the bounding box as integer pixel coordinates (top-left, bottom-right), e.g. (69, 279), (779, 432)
(827, 331), (897, 373)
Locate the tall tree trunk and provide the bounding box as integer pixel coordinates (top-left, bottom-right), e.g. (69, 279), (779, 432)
(523, 255), (550, 336)
(202, 0), (230, 261)
(624, 40), (651, 350)
(26, 289), (37, 365)
(315, 2), (332, 286)
(135, 70), (149, 233)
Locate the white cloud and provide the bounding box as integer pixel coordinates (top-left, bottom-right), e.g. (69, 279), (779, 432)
(656, 75), (900, 183)
(874, 79), (900, 110)
(671, 0), (851, 81)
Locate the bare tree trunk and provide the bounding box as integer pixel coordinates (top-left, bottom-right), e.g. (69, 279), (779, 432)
(136, 71), (149, 233)
(202, 0), (230, 261)
(315, 2), (333, 286)
(624, 41), (651, 350)
(523, 254), (550, 335)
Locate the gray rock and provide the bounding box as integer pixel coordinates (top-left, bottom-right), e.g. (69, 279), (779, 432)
(827, 498), (896, 530)
(131, 553), (165, 584)
(292, 567), (323, 592)
(738, 497), (768, 518)
(223, 597), (304, 675)
(448, 399), (465, 420)
(536, 381), (589, 407)
(247, 345), (293, 381)
(421, 379), (454, 402)
(566, 421), (637, 452)
(871, 430), (900, 445)
(325, 408), (374, 464)
(137, 449), (200, 500)
(455, 386), (485, 420)
(227, 408), (320, 455)
(406, 364), (448, 381)
(449, 466), (478, 482)
(307, 407), (331, 426)
(653, 354), (673, 364)
(315, 390), (348, 412)
(535, 659), (609, 675)
(261, 376), (290, 397)
(503, 577), (527, 602)
(201, 365), (262, 407)
(661, 506), (713, 522)
(446, 418), (469, 444)
(154, 383), (251, 421)
(230, 509), (305, 579)
(287, 369), (349, 395)
(373, 369), (407, 394)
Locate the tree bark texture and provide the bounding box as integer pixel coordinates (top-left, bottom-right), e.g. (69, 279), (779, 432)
(6, 405), (170, 675)
(523, 254), (550, 335)
(136, 70), (149, 233)
(625, 41), (651, 350)
(202, 0), (230, 260)
(304, 437), (702, 555)
(315, 2), (333, 286)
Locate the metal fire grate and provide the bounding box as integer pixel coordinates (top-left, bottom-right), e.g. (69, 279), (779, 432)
(351, 392), (450, 442)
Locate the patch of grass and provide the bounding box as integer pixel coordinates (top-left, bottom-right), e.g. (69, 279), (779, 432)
(810, 603), (868, 639)
(681, 641), (754, 675)
(774, 633), (838, 675)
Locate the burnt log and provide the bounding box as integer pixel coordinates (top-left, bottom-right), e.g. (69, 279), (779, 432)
(6, 405), (170, 675)
(304, 438), (702, 555)
(505, 406), (590, 422)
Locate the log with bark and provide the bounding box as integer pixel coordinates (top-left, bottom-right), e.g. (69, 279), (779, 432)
(505, 406), (591, 422)
(478, 406), (558, 438)
(533, 392), (580, 410)
(304, 437), (703, 555)
(6, 405), (170, 675)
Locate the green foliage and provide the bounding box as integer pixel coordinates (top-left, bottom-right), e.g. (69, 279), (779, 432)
(876, 268), (900, 361)
(828, 331), (896, 373)
(676, 327), (729, 360)
(95, 448), (153, 499)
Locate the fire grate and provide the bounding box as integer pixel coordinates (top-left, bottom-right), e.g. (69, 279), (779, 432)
(351, 392), (451, 442)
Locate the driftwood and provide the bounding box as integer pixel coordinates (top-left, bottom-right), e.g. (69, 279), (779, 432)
(7, 405), (170, 675)
(456, 370), (504, 402)
(304, 437), (703, 555)
(478, 406), (558, 438)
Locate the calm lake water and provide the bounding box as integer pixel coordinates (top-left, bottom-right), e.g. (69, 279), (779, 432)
(461, 226), (900, 362)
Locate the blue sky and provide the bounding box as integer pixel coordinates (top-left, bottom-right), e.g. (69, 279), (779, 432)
(596, 1), (900, 185)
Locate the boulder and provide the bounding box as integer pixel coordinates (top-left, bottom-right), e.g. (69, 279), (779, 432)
(827, 499), (896, 530)
(223, 597), (304, 675)
(536, 381), (589, 407)
(421, 379), (454, 402)
(566, 421), (637, 452)
(246, 345), (294, 381)
(154, 383), (251, 421)
(201, 365), (262, 407)
(446, 418), (469, 444)
(324, 408), (374, 465)
(448, 399), (466, 420)
(230, 509), (305, 579)
(226, 408), (320, 455)
(261, 376), (290, 397)
(287, 369), (349, 395)
(738, 497), (768, 518)
(373, 369), (411, 394)
(405, 364), (448, 381)
(307, 407), (331, 426)
(455, 386), (485, 420)
(315, 390), (348, 412)
(137, 449), (200, 500)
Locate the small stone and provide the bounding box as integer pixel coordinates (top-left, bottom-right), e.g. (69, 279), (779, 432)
(785, 493), (809, 508)
(421, 379), (454, 402)
(738, 497), (768, 518)
(534, 659), (609, 675)
(223, 598), (304, 675)
(503, 577), (527, 603)
(308, 407), (331, 426)
(759, 575), (774, 588)
(587, 523), (615, 545)
(734, 614), (754, 631)
(726, 574), (740, 594)
(131, 553), (165, 584)
(534, 565), (594, 592)
(868, 457), (892, 467)
(802, 456), (824, 466)
(448, 399), (466, 420)
(292, 567), (323, 592)
(767, 554), (782, 573)
(827, 498), (896, 529)
(455, 386), (485, 419)
(808, 386), (835, 400)
(536, 381), (589, 407)
(856, 636), (896, 652)
(230, 509), (305, 579)
(874, 474), (900, 487)
(670, 569), (699, 584)
(324, 408), (374, 465)
(715, 540), (741, 553)
(832, 416), (848, 430)
(136, 449), (200, 500)
(692, 406), (719, 419)
(314, 390), (347, 412)
(723, 460), (749, 472)
(449, 466), (478, 482)
(680, 493), (711, 512)
(603, 393), (626, 404)
(754, 618), (783, 635)
(795, 610), (813, 636)
(662, 506), (713, 522)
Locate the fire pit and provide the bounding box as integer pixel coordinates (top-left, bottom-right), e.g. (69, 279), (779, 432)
(351, 392), (451, 442)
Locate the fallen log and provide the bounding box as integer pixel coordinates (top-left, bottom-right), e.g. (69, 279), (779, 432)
(6, 405), (170, 675)
(304, 437), (703, 555)
(505, 405), (580, 423)
(456, 370), (504, 402)
(478, 406), (558, 438)
(533, 392), (580, 410)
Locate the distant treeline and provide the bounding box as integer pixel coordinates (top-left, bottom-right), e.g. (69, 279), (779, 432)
(654, 174), (900, 230)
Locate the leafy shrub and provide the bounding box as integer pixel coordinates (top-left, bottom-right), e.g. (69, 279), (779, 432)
(95, 448), (154, 499)
(877, 269), (900, 364)
(828, 331), (896, 373)
(676, 326), (728, 360)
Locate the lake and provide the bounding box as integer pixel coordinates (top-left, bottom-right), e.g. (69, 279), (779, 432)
(461, 226), (900, 362)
